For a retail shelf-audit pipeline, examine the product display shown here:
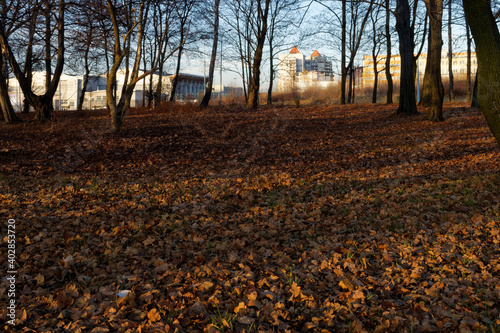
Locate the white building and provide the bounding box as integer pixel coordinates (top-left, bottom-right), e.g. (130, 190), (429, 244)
(8, 70), (206, 111)
(278, 46), (335, 92)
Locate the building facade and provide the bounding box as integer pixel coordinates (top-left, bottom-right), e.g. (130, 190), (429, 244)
(362, 51), (478, 87)
(8, 70), (206, 111)
(278, 46), (335, 92)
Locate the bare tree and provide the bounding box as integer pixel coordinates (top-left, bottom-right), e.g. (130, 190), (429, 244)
(369, 5), (384, 104)
(106, 0), (156, 131)
(200, 0), (220, 107)
(0, 0), (66, 121)
(169, 0), (196, 102)
(385, 0), (393, 104)
(266, 0), (301, 105)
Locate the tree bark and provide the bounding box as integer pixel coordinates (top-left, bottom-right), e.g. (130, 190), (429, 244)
(424, 0), (444, 122)
(395, 0), (418, 115)
(200, 0), (220, 108)
(385, 0), (393, 104)
(463, 0), (500, 147)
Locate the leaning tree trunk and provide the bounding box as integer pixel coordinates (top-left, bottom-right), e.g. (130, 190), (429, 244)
(463, 0), (500, 147)
(170, 43), (184, 102)
(200, 0), (220, 108)
(419, 15), (432, 107)
(425, 0), (444, 122)
(466, 21), (472, 103)
(396, 0), (418, 115)
(0, 49), (19, 123)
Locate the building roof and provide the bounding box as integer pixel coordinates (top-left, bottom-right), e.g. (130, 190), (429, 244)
(290, 46), (300, 54)
(311, 50), (321, 57)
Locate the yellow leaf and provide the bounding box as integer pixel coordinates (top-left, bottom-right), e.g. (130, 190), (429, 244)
(234, 302), (246, 314)
(147, 308), (161, 322)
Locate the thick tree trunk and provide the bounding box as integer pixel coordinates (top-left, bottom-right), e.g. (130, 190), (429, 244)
(396, 0), (418, 115)
(200, 0), (220, 108)
(425, 0), (444, 122)
(0, 37), (19, 123)
(463, 0), (500, 147)
(247, 41), (265, 108)
(385, 0), (393, 104)
(0, 74), (19, 123)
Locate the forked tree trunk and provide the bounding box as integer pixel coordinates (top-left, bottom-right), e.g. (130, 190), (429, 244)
(396, 0), (418, 115)
(247, 0), (270, 109)
(463, 0), (500, 147)
(425, 0), (444, 122)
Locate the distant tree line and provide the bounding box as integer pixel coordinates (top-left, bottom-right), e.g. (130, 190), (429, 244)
(0, 0), (499, 146)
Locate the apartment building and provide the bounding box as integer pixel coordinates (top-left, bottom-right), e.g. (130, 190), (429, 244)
(278, 46), (336, 92)
(362, 51), (478, 87)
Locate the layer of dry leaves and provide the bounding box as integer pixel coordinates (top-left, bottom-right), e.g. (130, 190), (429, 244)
(1, 102), (499, 332)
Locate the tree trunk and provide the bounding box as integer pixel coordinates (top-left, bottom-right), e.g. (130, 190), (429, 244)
(396, 0), (418, 115)
(247, 0), (270, 109)
(425, 0), (444, 122)
(340, 0), (347, 105)
(466, 21), (472, 103)
(200, 0), (220, 108)
(385, 0), (393, 104)
(463, 0), (500, 147)
(169, 46), (183, 102)
(267, 45), (274, 105)
(420, 15), (432, 107)
(0, 20), (19, 123)
(77, 46), (91, 112)
(0, 69), (19, 123)
(447, 0), (454, 102)
(471, 72), (479, 108)
(372, 55), (378, 104)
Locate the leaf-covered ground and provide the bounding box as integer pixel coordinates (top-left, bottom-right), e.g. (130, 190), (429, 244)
(1, 103), (499, 332)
